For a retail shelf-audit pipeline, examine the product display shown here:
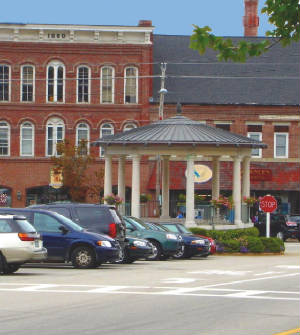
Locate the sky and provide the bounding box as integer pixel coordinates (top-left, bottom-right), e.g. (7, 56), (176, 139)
(0, 0), (274, 37)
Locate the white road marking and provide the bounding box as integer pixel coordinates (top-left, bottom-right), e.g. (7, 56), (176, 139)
(200, 272), (300, 288)
(0, 280), (299, 301)
(254, 272), (283, 276)
(161, 278), (196, 284)
(275, 265), (300, 269)
(188, 270), (252, 276)
(15, 284), (58, 291)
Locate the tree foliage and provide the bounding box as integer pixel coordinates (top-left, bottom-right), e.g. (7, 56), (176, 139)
(51, 140), (94, 202)
(190, 0), (300, 62)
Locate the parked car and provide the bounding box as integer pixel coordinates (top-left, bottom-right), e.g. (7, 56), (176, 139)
(155, 222), (211, 259)
(0, 208), (121, 268)
(123, 216), (182, 260)
(116, 237), (154, 264)
(28, 203), (126, 246)
(255, 213), (300, 241)
(0, 214), (47, 274)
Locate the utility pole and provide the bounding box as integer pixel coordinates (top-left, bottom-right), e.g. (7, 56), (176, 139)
(156, 63), (167, 212)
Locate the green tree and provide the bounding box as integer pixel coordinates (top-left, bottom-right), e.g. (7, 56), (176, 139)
(190, 0), (300, 62)
(51, 140), (94, 202)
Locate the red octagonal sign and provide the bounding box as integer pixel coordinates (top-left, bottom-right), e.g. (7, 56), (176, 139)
(260, 195), (277, 213)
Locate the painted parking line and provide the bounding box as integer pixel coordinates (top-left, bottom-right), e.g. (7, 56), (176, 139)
(0, 283), (298, 301)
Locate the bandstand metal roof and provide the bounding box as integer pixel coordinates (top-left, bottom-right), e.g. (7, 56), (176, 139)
(92, 114), (266, 149)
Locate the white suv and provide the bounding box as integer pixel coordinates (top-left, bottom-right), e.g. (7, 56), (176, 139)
(0, 214), (47, 274)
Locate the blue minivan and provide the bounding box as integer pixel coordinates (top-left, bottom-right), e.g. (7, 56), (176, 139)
(0, 208), (121, 268)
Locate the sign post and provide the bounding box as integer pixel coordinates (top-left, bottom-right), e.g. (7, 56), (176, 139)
(259, 195), (277, 238)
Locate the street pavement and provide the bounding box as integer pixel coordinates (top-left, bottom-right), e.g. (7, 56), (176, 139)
(0, 242), (299, 335)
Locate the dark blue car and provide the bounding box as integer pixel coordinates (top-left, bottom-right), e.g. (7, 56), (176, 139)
(149, 222), (210, 259)
(0, 208), (121, 268)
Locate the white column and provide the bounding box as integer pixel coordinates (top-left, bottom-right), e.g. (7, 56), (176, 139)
(161, 155), (170, 219)
(104, 154), (112, 202)
(118, 156), (126, 201)
(242, 156), (251, 198)
(131, 154), (141, 218)
(233, 155), (242, 226)
(212, 156), (220, 200)
(185, 155), (195, 227)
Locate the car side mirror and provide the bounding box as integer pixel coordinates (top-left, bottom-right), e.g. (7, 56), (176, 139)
(59, 225), (69, 234)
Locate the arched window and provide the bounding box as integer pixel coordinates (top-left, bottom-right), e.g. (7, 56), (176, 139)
(101, 66), (114, 104)
(123, 123), (137, 132)
(0, 64), (10, 102)
(21, 65), (35, 102)
(20, 122), (34, 156)
(124, 67), (138, 104)
(47, 61), (65, 103)
(76, 122), (90, 155)
(46, 117), (65, 156)
(0, 121), (10, 156)
(100, 123), (114, 157)
(77, 66), (90, 103)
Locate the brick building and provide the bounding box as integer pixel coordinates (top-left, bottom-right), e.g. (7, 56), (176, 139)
(0, 21), (154, 207)
(0, 19), (299, 214)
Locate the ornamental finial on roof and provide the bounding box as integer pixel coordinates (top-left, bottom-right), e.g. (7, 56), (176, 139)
(176, 102), (182, 115)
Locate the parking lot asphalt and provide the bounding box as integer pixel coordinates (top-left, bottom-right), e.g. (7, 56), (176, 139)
(0, 242), (299, 335)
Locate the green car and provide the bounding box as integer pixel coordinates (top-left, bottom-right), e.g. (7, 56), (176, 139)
(123, 216), (182, 260)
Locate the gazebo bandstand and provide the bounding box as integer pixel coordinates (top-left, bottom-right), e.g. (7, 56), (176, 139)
(92, 112), (266, 227)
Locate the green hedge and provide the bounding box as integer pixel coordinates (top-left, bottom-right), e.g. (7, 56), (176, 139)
(189, 227), (260, 240)
(189, 227), (284, 254)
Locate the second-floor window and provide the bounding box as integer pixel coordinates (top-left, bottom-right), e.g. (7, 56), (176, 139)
(101, 66), (114, 104)
(77, 66), (90, 103)
(21, 65), (34, 102)
(76, 122), (90, 155)
(248, 132), (262, 158)
(124, 67), (138, 104)
(0, 121), (10, 156)
(47, 62), (65, 103)
(274, 133), (288, 158)
(20, 122), (34, 156)
(0, 65), (10, 102)
(46, 118), (65, 156)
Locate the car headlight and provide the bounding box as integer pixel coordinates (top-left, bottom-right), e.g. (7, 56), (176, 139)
(191, 239), (205, 245)
(97, 240), (112, 247)
(166, 233), (178, 240)
(133, 240), (147, 247)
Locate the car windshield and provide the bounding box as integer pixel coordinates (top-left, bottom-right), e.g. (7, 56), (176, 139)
(162, 224), (179, 233)
(177, 224), (192, 234)
(125, 217), (149, 230)
(287, 215), (300, 223)
(54, 212), (84, 232)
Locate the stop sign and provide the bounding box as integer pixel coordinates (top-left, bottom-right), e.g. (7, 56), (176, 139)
(260, 195), (277, 213)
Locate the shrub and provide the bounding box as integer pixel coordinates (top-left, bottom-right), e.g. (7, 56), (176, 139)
(260, 237), (284, 253)
(189, 227), (259, 240)
(246, 236), (265, 253)
(222, 239), (240, 253)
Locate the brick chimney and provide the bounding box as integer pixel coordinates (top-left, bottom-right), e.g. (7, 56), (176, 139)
(138, 20), (152, 27)
(243, 0), (259, 36)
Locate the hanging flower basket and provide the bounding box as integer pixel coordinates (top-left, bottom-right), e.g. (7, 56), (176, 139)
(242, 196), (258, 207)
(211, 195), (234, 210)
(103, 194), (123, 206)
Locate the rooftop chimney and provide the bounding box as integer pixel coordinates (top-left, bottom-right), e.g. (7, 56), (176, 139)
(138, 20), (152, 27)
(243, 0), (259, 36)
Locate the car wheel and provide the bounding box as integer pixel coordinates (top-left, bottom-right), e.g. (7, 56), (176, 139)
(3, 264), (21, 274)
(71, 246), (97, 269)
(173, 245), (185, 259)
(276, 231), (285, 241)
(146, 240), (162, 261)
